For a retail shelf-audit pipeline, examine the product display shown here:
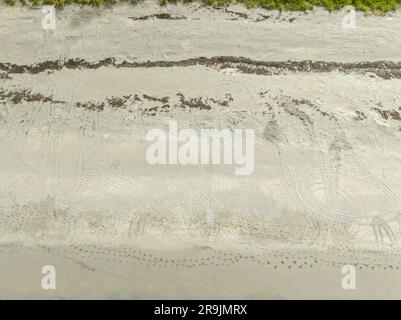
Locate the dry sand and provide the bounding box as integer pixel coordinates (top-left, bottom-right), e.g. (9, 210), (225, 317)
(1, 2), (401, 299)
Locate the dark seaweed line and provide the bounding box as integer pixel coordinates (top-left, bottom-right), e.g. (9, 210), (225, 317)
(1, 56), (401, 79)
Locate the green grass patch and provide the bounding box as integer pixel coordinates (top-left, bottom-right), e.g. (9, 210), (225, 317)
(3, 0), (401, 13)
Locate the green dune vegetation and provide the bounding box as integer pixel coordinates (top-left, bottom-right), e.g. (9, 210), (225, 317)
(2, 0), (401, 13)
